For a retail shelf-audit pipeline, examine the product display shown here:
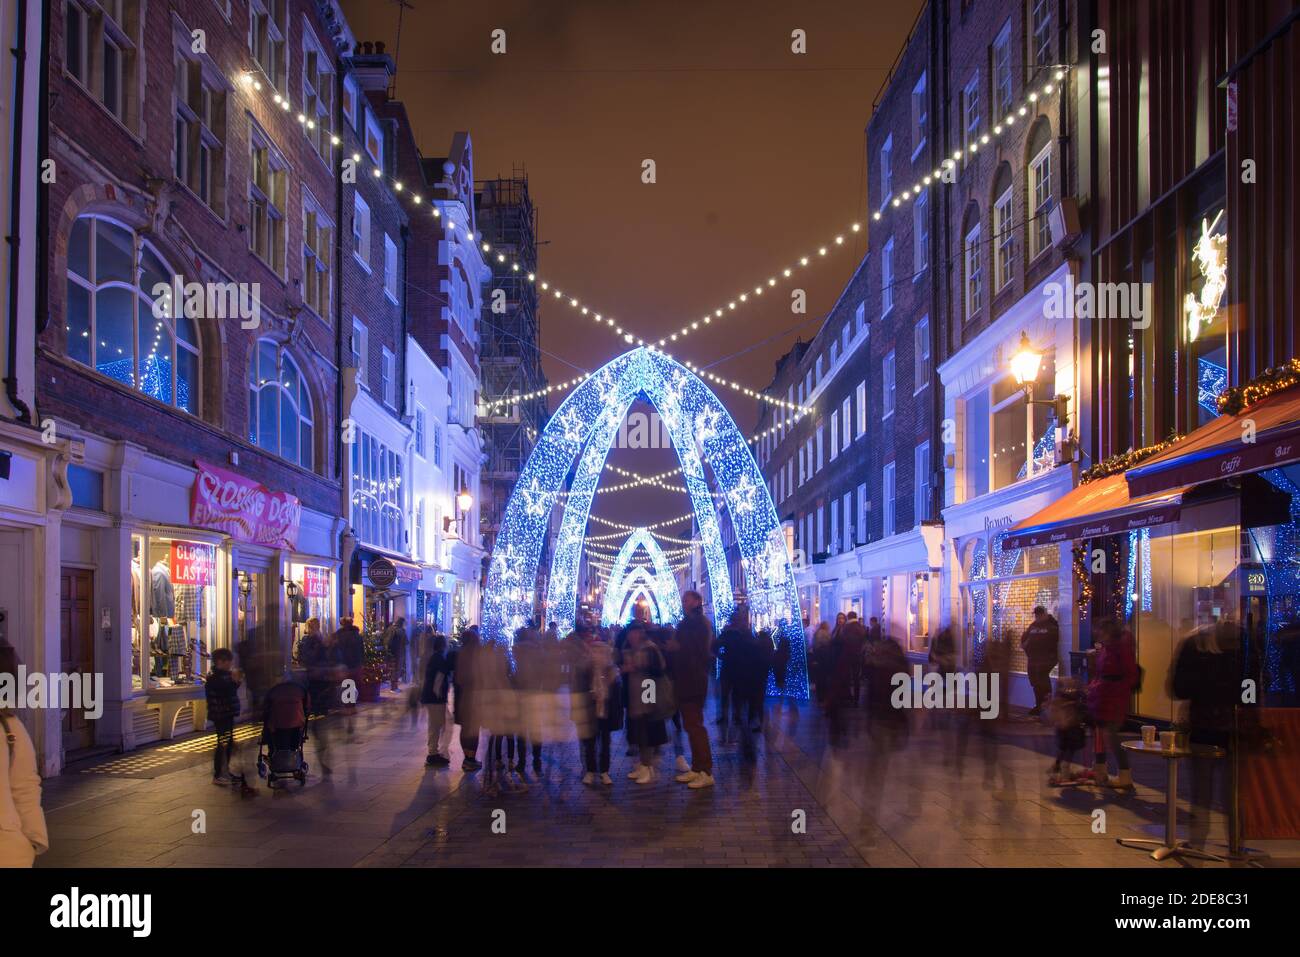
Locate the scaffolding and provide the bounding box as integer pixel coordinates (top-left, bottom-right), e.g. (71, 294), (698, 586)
(476, 168), (547, 559)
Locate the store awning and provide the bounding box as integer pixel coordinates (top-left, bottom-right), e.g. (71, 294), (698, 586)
(1126, 387), (1300, 497)
(1000, 472), (1189, 550)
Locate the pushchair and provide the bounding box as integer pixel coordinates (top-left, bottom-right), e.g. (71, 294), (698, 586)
(257, 679), (311, 788)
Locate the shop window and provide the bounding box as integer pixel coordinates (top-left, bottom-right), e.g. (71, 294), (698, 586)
(134, 535), (219, 691)
(351, 429), (405, 551)
(959, 532), (1060, 673)
(287, 562), (333, 664)
(966, 364), (1055, 497)
(248, 338), (314, 470)
(65, 215), (201, 414)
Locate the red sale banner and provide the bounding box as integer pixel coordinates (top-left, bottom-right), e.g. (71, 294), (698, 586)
(303, 566), (330, 598)
(190, 460), (302, 549)
(171, 541), (216, 586)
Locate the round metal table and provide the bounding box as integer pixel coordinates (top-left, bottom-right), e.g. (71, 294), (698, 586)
(1115, 739), (1227, 862)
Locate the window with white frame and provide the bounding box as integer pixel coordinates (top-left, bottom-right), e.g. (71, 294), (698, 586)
(249, 0), (287, 90)
(842, 492), (853, 550)
(829, 410), (839, 460)
(963, 75), (981, 153)
(830, 500), (839, 552)
(816, 508), (824, 554)
(966, 360), (1057, 498)
(248, 122), (287, 273)
(384, 234), (398, 300)
(993, 21), (1013, 117)
(301, 26), (335, 166)
(856, 382), (866, 437)
(415, 405), (427, 457)
(841, 324), (850, 353)
(816, 425), (824, 472)
(914, 316), (931, 391)
(302, 190), (332, 318)
(248, 339), (313, 470)
(342, 74), (359, 131)
(911, 72), (927, 153)
(65, 215), (201, 414)
(66, 0), (141, 127)
(913, 189), (929, 272)
(1030, 0), (1053, 69)
(380, 347), (395, 407)
(856, 483), (868, 544)
(432, 423), (443, 467)
(882, 463), (896, 537)
(350, 429), (405, 552)
(994, 185), (1015, 289)
(879, 134), (893, 204)
(350, 317), (367, 387)
(785, 460), (792, 498)
(352, 192), (371, 267)
(882, 351), (896, 418)
(914, 442), (931, 523)
(1029, 142), (1054, 259)
(174, 49), (226, 212)
(364, 109), (384, 170)
(965, 223), (982, 319)
(840, 397), (851, 449)
(855, 301), (865, 334)
(413, 498), (425, 560)
(830, 340), (839, 367)
(881, 237), (895, 314)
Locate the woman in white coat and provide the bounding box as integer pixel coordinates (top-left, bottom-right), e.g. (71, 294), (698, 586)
(1, 644), (48, 867)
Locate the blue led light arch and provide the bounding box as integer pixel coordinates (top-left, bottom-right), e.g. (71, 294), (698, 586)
(482, 347), (809, 699)
(610, 566), (667, 625)
(600, 528), (684, 627)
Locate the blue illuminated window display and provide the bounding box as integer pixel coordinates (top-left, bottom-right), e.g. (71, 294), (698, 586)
(483, 347), (809, 698)
(600, 528), (683, 627)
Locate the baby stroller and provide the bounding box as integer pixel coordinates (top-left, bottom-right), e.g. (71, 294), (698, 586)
(257, 679), (311, 788)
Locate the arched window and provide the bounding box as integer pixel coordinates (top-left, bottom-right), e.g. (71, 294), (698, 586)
(65, 215), (200, 413)
(248, 340), (314, 470)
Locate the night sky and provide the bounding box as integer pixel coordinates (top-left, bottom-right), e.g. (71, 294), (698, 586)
(340, 0), (924, 531)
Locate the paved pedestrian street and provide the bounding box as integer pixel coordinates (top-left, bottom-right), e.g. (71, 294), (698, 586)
(34, 696), (1300, 869)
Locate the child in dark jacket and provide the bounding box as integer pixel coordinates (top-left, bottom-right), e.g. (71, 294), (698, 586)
(206, 648), (254, 795)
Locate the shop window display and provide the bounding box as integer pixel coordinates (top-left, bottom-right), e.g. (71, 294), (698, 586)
(133, 536), (217, 689)
(961, 533), (1060, 673)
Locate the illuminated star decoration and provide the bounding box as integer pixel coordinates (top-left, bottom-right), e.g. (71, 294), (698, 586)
(521, 477), (549, 518)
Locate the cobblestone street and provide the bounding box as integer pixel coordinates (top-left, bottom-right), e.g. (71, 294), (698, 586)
(34, 695), (1300, 868)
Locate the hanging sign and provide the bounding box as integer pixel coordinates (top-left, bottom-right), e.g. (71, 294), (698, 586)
(368, 557), (398, 589)
(190, 460), (301, 549)
(171, 541), (216, 586)
(303, 566), (330, 599)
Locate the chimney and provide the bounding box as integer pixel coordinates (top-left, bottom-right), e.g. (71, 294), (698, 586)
(348, 39), (395, 93)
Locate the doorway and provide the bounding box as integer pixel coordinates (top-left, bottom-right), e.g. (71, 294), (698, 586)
(60, 567), (95, 752)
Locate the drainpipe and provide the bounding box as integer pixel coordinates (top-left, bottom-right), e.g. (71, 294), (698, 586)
(4, 0), (34, 423)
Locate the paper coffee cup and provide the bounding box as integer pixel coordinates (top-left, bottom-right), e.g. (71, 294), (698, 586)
(1159, 731), (1176, 750)
(1141, 725), (1157, 746)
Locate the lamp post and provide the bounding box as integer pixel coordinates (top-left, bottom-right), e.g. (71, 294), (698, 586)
(1010, 332), (1072, 476)
(443, 488), (474, 541)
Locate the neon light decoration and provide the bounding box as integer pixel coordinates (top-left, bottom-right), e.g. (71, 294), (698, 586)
(600, 528), (684, 627)
(482, 346), (808, 698)
(609, 567), (667, 625)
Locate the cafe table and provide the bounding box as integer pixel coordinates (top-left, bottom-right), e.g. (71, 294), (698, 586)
(1115, 739), (1228, 863)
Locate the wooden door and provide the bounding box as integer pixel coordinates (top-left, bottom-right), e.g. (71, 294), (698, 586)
(60, 568), (95, 751)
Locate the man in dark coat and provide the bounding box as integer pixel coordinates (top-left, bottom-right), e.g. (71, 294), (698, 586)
(1020, 606), (1060, 715)
(668, 591), (715, 787)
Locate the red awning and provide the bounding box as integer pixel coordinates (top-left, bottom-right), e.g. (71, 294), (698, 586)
(1001, 471), (1188, 550)
(1126, 387), (1300, 496)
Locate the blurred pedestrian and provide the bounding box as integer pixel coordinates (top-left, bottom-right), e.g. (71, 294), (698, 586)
(1020, 606), (1060, 715)
(1086, 619), (1138, 788)
(385, 617), (409, 692)
(453, 626), (485, 772)
(421, 633), (454, 767)
(205, 647), (254, 793)
(669, 591), (715, 789)
(0, 644), (46, 868)
(623, 624), (669, 784)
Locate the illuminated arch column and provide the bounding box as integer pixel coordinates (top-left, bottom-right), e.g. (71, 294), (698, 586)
(483, 347), (808, 699)
(600, 528), (684, 626)
(610, 566), (666, 625)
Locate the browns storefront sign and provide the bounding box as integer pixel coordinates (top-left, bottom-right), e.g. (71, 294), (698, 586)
(190, 459), (301, 549)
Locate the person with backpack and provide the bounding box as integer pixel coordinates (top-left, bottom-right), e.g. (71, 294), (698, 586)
(0, 643), (47, 867)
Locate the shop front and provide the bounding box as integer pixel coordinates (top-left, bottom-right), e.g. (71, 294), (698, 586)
(350, 547), (422, 636)
(418, 567), (456, 634)
(857, 525), (943, 659)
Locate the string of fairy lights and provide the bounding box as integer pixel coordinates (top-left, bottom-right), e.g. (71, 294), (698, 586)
(239, 64), (823, 420)
(871, 66), (1069, 223)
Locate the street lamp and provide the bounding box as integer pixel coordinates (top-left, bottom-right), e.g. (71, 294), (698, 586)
(444, 488), (474, 539)
(457, 488), (473, 514)
(1010, 331), (1073, 473)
